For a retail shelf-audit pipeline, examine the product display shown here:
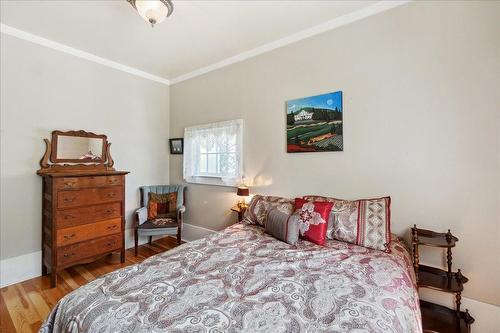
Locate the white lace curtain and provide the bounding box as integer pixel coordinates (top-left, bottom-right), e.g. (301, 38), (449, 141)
(183, 119), (243, 186)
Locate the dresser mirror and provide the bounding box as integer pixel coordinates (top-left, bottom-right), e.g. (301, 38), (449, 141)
(51, 130), (107, 163)
(38, 130), (115, 174)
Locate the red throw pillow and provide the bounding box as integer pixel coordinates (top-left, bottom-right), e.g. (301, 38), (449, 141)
(294, 198), (333, 246)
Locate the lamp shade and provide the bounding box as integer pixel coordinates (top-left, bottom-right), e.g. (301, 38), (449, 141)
(237, 186), (249, 197)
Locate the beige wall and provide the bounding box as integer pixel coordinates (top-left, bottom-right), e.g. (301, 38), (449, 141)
(170, 1), (500, 306)
(0, 34), (170, 260)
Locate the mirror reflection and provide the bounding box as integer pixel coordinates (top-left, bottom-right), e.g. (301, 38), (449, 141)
(56, 136), (104, 161)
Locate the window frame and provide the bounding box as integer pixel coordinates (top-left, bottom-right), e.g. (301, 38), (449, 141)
(183, 119), (243, 187)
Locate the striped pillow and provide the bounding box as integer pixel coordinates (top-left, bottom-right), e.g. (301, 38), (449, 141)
(265, 209), (300, 245)
(303, 195), (391, 252)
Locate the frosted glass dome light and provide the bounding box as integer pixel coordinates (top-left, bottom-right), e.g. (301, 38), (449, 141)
(128, 0), (173, 27)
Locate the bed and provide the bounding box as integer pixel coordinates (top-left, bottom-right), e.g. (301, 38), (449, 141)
(40, 222), (422, 332)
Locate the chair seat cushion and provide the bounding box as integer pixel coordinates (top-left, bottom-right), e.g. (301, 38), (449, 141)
(139, 218), (178, 230)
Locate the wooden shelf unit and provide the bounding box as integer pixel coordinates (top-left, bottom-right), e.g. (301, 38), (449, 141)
(418, 265), (468, 294)
(411, 225), (474, 332)
(420, 301), (474, 333)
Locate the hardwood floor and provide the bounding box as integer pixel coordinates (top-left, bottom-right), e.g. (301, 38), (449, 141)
(0, 237), (180, 333)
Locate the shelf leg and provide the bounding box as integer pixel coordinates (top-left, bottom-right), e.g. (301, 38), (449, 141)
(464, 309), (473, 332)
(412, 244), (419, 283)
(456, 292), (462, 313)
(446, 247), (452, 275)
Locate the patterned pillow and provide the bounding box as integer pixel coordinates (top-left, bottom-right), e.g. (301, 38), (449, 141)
(303, 195), (392, 252)
(293, 198), (333, 246)
(265, 209), (300, 245)
(147, 192), (177, 220)
(243, 195), (295, 227)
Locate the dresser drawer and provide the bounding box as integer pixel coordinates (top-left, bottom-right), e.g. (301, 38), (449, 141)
(57, 186), (122, 209)
(56, 202), (121, 228)
(56, 218), (122, 246)
(55, 175), (123, 190)
(57, 234), (121, 266)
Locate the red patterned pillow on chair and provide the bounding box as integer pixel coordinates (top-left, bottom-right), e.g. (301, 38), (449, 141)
(147, 192), (177, 220)
(293, 198), (333, 246)
(303, 195), (391, 252)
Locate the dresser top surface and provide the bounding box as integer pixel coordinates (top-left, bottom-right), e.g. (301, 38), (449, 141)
(38, 170), (129, 178)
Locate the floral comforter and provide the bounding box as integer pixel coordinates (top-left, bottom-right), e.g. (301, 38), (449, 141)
(40, 223), (421, 333)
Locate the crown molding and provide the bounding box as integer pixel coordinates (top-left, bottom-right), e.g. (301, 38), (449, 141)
(169, 0), (410, 85)
(1, 1), (409, 87)
(0, 23), (170, 86)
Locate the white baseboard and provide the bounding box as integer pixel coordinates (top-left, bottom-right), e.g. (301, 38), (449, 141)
(181, 223), (217, 241)
(124, 227), (151, 250)
(0, 251), (42, 288)
(0, 224), (216, 288)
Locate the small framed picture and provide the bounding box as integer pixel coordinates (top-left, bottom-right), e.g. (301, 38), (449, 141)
(169, 138), (184, 154)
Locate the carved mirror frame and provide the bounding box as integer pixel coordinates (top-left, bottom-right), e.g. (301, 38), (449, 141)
(38, 130), (115, 174)
(50, 130), (108, 163)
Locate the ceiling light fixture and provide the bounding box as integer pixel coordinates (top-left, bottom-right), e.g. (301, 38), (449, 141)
(127, 0), (173, 27)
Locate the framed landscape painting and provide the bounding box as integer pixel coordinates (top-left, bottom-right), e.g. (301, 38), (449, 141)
(286, 91), (343, 153)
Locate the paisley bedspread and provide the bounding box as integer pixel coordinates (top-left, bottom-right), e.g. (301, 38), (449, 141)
(40, 223), (422, 333)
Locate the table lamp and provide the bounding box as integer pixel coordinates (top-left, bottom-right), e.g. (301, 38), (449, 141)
(236, 186), (250, 209)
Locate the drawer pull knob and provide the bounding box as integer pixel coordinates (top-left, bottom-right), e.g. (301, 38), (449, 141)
(64, 233), (76, 240)
(105, 209), (115, 215)
(63, 214), (75, 220)
(108, 178), (118, 183)
(106, 193), (117, 198)
(106, 242), (116, 247)
(63, 252), (76, 258)
(107, 225), (118, 230)
(64, 182), (76, 188)
(64, 197), (76, 203)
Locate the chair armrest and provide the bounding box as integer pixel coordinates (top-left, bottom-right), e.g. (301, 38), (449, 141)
(135, 207), (148, 226)
(177, 205), (186, 225)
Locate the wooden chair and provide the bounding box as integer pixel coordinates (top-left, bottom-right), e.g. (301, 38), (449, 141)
(134, 185), (186, 255)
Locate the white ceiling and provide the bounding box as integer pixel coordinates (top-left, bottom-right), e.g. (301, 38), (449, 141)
(1, 0), (381, 82)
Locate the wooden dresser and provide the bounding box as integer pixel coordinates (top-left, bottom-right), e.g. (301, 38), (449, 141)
(40, 172), (128, 287)
(37, 130), (129, 287)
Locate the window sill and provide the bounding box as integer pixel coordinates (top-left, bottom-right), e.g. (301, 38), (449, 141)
(185, 176), (237, 188)
(193, 174), (222, 179)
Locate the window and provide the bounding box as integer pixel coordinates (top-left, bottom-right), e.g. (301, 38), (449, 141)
(183, 119), (243, 186)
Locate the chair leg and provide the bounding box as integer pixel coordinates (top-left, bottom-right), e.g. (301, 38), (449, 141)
(149, 236), (153, 245)
(134, 228), (138, 256)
